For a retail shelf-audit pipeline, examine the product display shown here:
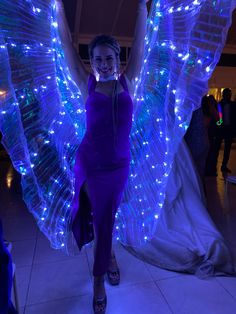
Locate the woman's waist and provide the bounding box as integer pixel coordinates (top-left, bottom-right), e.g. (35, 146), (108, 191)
(77, 150), (130, 171)
(85, 128), (130, 138)
(79, 143), (130, 158)
(78, 138), (130, 163)
(83, 132), (130, 146)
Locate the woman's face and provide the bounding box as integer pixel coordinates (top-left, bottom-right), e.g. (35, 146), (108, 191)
(91, 45), (118, 80)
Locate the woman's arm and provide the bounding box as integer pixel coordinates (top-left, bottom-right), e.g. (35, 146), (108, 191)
(124, 1), (149, 84)
(56, 0), (89, 98)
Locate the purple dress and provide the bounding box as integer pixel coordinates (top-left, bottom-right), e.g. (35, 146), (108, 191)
(72, 73), (133, 276)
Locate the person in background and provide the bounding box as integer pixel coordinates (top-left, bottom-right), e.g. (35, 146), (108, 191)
(203, 95), (220, 177)
(184, 96), (209, 185)
(202, 95), (219, 129)
(213, 88), (236, 174)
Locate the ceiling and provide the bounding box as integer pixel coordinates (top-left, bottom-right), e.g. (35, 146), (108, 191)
(62, 0), (236, 46)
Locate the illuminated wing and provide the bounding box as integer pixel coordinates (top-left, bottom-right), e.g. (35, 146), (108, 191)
(0, 0), (85, 253)
(116, 0), (236, 245)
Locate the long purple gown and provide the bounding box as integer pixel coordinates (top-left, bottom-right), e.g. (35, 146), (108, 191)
(72, 73), (133, 276)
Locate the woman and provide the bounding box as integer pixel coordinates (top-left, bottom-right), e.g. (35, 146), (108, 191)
(0, 0), (235, 313)
(57, 0), (149, 312)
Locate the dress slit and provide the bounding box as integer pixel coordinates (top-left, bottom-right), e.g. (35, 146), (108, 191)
(72, 181), (94, 250)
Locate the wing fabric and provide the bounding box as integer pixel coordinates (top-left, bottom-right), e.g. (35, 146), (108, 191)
(116, 0), (236, 246)
(0, 0), (235, 251)
(0, 0), (85, 253)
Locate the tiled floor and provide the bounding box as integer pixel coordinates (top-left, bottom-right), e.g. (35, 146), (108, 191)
(0, 145), (236, 314)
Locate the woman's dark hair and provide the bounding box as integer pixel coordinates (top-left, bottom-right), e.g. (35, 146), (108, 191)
(88, 35), (121, 59)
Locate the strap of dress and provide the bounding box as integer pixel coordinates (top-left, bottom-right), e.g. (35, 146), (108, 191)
(119, 74), (129, 94)
(88, 73), (97, 95)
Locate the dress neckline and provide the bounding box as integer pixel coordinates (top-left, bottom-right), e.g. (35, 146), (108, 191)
(89, 73), (129, 98)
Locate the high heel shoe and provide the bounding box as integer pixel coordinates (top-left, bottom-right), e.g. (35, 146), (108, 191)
(93, 276), (107, 313)
(107, 254), (120, 285)
(93, 295), (107, 314)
